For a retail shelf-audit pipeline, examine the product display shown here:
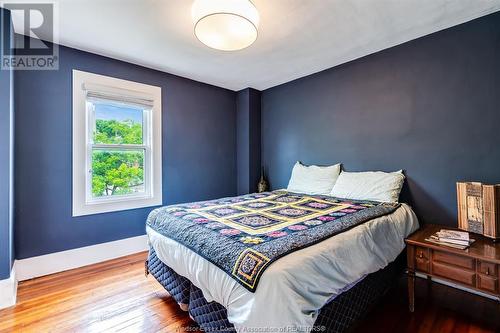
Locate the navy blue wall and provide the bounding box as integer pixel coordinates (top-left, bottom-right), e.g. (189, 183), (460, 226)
(262, 12), (500, 227)
(237, 88), (261, 194)
(0, 9), (14, 279)
(15, 39), (237, 259)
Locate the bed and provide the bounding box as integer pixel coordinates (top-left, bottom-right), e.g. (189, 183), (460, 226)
(145, 190), (419, 332)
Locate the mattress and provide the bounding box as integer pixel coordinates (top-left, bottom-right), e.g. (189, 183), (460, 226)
(146, 202), (418, 331)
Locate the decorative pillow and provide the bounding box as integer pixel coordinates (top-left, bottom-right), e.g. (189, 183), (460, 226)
(287, 162), (341, 195)
(329, 170), (405, 203)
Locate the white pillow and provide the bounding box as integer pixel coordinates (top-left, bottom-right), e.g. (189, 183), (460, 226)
(329, 170), (405, 203)
(287, 162), (341, 195)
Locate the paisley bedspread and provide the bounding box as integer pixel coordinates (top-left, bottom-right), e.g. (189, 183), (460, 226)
(146, 190), (399, 292)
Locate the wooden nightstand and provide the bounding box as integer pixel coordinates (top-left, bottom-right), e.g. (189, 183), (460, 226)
(405, 224), (500, 312)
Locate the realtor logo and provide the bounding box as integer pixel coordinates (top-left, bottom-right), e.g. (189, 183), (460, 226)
(1, 1), (59, 70)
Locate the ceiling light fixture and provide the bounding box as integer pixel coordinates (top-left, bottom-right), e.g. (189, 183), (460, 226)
(191, 0), (259, 51)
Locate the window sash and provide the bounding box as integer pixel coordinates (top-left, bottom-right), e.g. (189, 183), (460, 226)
(87, 147), (150, 203)
(88, 101), (150, 146)
(85, 100), (153, 204)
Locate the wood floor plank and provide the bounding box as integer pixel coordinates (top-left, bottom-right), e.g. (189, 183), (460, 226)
(1, 252), (498, 333)
(357, 275), (500, 333)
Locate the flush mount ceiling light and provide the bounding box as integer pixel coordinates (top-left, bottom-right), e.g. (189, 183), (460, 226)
(192, 0), (259, 51)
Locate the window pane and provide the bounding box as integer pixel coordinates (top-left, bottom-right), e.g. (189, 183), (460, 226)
(92, 101), (144, 145)
(92, 149), (145, 198)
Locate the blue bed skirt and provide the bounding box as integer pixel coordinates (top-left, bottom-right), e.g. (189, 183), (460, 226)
(146, 247), (399, 333)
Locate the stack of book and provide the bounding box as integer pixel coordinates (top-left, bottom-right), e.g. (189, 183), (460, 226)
(425, 229), (475, 249)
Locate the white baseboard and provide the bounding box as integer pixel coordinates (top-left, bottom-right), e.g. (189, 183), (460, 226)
(415, 272), (500, 301)
(15, 234), (149, 282)
(0, 265), (18, 309)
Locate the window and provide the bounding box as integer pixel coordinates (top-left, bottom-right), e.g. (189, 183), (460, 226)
(73, 70), (162, 216)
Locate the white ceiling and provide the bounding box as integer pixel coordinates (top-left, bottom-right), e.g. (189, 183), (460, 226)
(10, 0), (500, 91)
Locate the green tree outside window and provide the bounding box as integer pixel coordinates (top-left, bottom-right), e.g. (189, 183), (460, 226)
(92, 117), (145, 197)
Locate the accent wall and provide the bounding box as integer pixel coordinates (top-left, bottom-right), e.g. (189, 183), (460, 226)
(261, 11), (500, 227)
(14, 38), (237, 259)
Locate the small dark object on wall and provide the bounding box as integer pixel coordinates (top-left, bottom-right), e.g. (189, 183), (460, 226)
(257, 167), (269, 193)
(457, 182), (500, 240)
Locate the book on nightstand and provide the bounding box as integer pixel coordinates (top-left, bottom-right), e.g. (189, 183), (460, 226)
(425, 229), (475, 249)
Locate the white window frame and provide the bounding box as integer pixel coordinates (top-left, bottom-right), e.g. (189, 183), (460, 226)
(72, 70), (162, 217)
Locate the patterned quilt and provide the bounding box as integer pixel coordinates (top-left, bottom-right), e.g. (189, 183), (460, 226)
(147, 190), (399, 292)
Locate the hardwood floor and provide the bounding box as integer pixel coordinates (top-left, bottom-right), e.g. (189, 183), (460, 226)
(357, 276), (500, 333)
(0, 252), (200, 333)
(0, 252), (498, 333)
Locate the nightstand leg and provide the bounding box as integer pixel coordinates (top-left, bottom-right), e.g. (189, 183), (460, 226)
(408, 270), (415, 312)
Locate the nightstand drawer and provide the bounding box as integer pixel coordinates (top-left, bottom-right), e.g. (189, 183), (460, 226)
(432, 262), (475, 286)
(478, 261), (498, 277)
(415, 247), (430, 273)
(433, 251), (474, 270)
(477, 275), (499, 294)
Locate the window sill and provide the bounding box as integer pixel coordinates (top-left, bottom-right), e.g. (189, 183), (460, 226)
(72, 196), (162, 217)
